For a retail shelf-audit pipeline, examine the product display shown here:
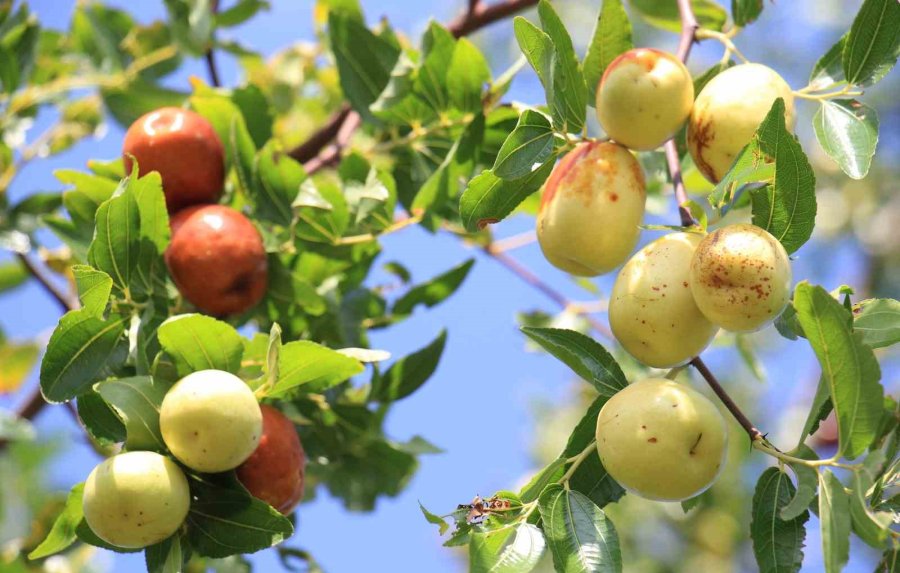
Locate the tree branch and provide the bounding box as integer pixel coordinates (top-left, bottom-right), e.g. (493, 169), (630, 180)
(289, 0), (539, 169)
(205, 0), (222, 87)
(690, 357), (763, 442)
(16, 252), (75, 313)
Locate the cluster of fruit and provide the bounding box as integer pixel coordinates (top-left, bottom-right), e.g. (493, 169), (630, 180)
(79, 109), (305, 549)
(537, 49), (796, 502)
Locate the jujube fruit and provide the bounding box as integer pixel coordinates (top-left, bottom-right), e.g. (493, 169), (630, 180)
(237, 405), (307, 515)
(595, 378), (728, 501)
(687, 63), (795, 183)
(537, 141), (646, 276)
(123, 107), (224, 212)
(82, 451), (190, 548)
(609, 232), (718, 368)
(596, 48), (694, 151)
(690, 223), (792, 332)
(165, 204), (268, 317)
(159, 369), (262, 473)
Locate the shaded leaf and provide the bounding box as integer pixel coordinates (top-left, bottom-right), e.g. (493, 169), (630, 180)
(521, 328), (626, 397)
(750, 468), (809, 573)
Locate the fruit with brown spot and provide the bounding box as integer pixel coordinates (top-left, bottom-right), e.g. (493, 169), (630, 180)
(237, 405), (306, 515)
(537, 141), (646, 276)
(166, 204), (268, 317)
(609, 232), (719, 368)
(123, 107), (224, 212)
(596, 48), (694, 151)
(595, 378), (728, 501)
(690, 224), (791, 332)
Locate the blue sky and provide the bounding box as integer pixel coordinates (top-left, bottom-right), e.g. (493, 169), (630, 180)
(2, 1), (897, 571)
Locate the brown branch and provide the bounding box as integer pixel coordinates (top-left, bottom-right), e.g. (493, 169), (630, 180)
(290, 0), (539, 170)
(205, 0), (222, 87)
(674, 0), (700, 61)
(16, 253), (74, 313)
(666, 140), (696, 227)
(690, 357), (763, 442)
(304, 110), (361, 175)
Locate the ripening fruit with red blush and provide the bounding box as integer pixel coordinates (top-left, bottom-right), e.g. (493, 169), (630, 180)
(123, 107), (224, 212)
(237, 405), (307, 515)
(166, 205), (268, 316)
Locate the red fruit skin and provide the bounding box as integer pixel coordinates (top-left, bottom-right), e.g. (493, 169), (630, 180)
(165, 205), (268, 316)
(236, 405), (306, 515)
(123, 107), (225, 213)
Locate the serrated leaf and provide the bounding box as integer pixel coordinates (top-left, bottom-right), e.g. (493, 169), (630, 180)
(813, 99), (878, 180)
(519, 458), (566, 503)
(793, 283), (884, 460)
(470, 524), (546, 573)
(271, 340), (364, 397)
(561, 395), (625, 508)
(459, 157), (555, 232)
(780, 444), (819, 520)
(493, 109), (555, 180)
(842, 0), (900, 86)
(253, 140), (306, 226)
(854, 298), (900, 349)
(393, 259), (474, 317)
(514, 17), (555, 109)
(583, 0), (632, 105)
(370, 330), (446, 402)
(28, 483), (85, 560)
(537, 0), (586, 133)
(539, 484), (622, 573)
(749, 99), (817, 254)
(750, 468), (809, 573)
(72, 265), (112, 317)
(521, 328), (626, 398)
(96, 376), (167, 451)
(87, 184), (140, 291)
(818, 470), (851, 573)
(76, 389), (126, 446)
(849, 452), (894, 549)
(810, 35), (846, 89)
(40, 309), (126, 403)
(157, 314), (244, 377)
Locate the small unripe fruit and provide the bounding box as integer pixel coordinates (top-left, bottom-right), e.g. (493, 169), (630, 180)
(82, 451), (189, 548)
(687, 63), (795, 183)
(123, 107), (224, 212)
(690, 224), (791, 332)
(160, 369), (262, 473)
(596, 378), (728, 501)
(537, 141), (646, 276)
(609, 232), (718, 368)
(596, 48), (694, 151)
(166, 205), (268, 317)
(237, 405), (306, 514)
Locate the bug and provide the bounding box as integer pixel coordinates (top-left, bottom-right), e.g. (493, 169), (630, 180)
(457, 495), (514, 525)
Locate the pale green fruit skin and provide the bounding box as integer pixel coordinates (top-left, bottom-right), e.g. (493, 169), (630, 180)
(690, 223), (792, 332)
(597, 48), (694, 151)
(609, 232), (719, 368)
(595, 378), (728, 501)
(160, 369), (262, 473)
(687, 63), (795, 183)
(82, 451), (189, 548)
(537, 141), (646, 276)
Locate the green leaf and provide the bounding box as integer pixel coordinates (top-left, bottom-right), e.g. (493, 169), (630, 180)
(459, 157), (555, 232)
(370, 330), (446, 402)
(292, 179), (350, 243)
(813, 99), (878, 180)
(447, 38), (491, 113)
(810, 35), (846, 89)
(749, 99), (817, 254)
(127, 171), (170, 293)
(797, 377), (832, 447)
(582, 0), (632, 105)
(514, 17), (555, 107)
(102, 81), (187, 127)
(470, 524), (546, 573)
(0, 260), (28, 293)
(878, 550), (900, 572)
(163, 0), (213, 55)
(271, 340), (364, 397)
(416, 23), (456, 114)
(539, 484), (622, 573)
(157, 314), (244, 377)
(842, 0), (900, 86)
(818, 470), (851, 573)
(750, 468), (809, 573)
(393, 259), (474, 317)
(853, 298), (900, 349)
(521, 328), (627, 398)
(519, 458), (566, 503)
(232, 84), (274, 149)
(492, 109), (555, 180)
(561, 395), (625, 508)
(328, 10), (399, 122)
(253, 140), (306, 226)
(87, 185), (141, 291)
(28, 483), (85, 560)
(628, 0), (727, 32)
(732, 0), (764, 25)
(145, 534), (185, 573)
(76, 389), (126, 446)
(793, 283), (884, 460)
(96, 376), (167, 451)
(419, 502), (450, 536)
(215, 0), (270, 27)
(40, 309), (126, 403)
(70, 267), (111, 320)
(780, 444), (819, 521)
(537, 0), (586, 133)
(849, 452), (894, 549)
(186, 477), (293, 558)
(0, 341), (39, 394)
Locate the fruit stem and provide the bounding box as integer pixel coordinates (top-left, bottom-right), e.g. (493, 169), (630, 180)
(792, 85), (863, 101)
(689, 356), (764, 443)
(695, 29), (749, 63)
(751, 441), (858, 470)
(560, 439), (597, 486)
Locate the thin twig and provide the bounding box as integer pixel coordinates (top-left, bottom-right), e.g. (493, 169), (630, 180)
(288, 106), (352, 163)
(674, 0), (699, 61)
(690, 357), (763, 441)
(304, 111), (362, 175)
(205, 0), (222, 87)
(448, 0), (539, 38)
(666, 140), (695, 227)
(16, 252), (74, 313)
